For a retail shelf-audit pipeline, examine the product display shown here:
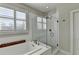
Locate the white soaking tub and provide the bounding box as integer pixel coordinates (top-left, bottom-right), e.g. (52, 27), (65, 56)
(24, 41), (52, 55)
(0, 40), (51, 55)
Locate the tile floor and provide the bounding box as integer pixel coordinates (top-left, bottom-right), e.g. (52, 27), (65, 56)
(51, 47), (66, 55)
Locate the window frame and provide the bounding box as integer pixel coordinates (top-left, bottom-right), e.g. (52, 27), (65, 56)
(37, 16), (46, 30)
(0, 7), (15, 31)
(15, 10), (27, 32)
(0, 6), (28, 35)
(0, 7), (14, 18)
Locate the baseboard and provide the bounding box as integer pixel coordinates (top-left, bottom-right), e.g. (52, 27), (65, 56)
(59, 49), (71, 55)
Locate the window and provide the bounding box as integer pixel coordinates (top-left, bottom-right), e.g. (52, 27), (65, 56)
(0, 7), (14, 31)
(0, 7), (14, 18)
(37, 23), (42, 29)
(37, 17), (42, 22)
(16, 20), (26, 31)
(43, 18), (46, 29)
(16, 11), (26, 31)
(37, 17), (46, 30)
(16, 11), (26, 20)
(37, 17), (42, 29)
(0, 18), (14, 31)
(0, 7), (27, 34)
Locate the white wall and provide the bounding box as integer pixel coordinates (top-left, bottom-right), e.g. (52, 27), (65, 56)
(57, 4), (79, 53)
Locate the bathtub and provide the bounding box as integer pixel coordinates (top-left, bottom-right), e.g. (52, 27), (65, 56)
(25, 41), (52, 55)
(0, 40), (51, 55)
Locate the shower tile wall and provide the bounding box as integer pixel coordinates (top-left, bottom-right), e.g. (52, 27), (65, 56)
(47, 13), (59, 47)
(31, 11), (59, 48)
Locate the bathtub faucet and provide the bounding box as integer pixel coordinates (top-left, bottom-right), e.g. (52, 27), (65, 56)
(33, 40), (39, 45)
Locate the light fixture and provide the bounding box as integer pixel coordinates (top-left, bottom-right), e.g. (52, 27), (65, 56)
(46, 6), (48, 8)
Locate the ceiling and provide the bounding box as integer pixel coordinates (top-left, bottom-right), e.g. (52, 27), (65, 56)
(24, 3), (59, 13)
(24, 3), (79, 14)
